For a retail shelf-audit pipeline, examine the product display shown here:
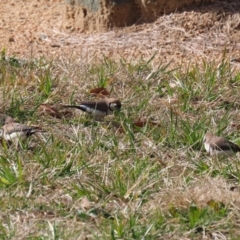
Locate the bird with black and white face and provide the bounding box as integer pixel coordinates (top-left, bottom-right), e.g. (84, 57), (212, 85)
(203, 132), (240, 157)
(62, 98), (122, 120)
(0, 122), (45, 147)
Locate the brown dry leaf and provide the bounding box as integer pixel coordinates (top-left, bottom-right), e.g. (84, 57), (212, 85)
(132, 121), (146, 128)
(40, 104), (74, 119)
(89, 87), (110, 97)
(116, 119), (161, 134)
(39, 104), (62, 119)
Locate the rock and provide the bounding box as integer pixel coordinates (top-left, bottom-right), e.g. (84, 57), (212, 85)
(64, 0), (217, 32)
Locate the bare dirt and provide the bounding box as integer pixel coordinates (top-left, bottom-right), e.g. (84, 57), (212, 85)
(1, 0), (240, 69)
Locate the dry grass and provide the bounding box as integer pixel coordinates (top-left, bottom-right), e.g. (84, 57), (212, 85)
(1, 0), (240, 239)
(0, 48), (240, 239)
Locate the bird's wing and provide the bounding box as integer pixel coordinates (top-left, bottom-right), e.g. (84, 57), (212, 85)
(5, 123), (35, 134)
(211, 139), (240, 151)
(80, 100), (108, 112)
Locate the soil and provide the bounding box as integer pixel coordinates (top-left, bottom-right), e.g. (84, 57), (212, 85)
(1, 0), (240, 69)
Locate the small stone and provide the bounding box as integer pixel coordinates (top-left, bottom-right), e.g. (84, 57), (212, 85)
(39, 34), (48, 41)
(9, 36), (14, 42)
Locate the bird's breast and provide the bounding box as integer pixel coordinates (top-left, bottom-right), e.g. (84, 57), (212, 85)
(4, 131), (26, 141)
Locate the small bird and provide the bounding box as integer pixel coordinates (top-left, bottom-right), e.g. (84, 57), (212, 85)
(0, 113), (14, 125)
(0, 122), (45, 146)
(203, 132), (240, 157)
(62, 98), (121, 119)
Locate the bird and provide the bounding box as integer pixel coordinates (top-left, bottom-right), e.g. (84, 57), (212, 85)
(203, 132), (240, 157)
(62, 98), (121, 120)
(0, 113), (14, 125)
(0, 122), (45, 146)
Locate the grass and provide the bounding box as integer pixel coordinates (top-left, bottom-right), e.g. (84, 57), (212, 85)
(0, 49), (240, 239)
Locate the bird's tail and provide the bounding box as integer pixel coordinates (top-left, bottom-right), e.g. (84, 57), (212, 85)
(62, 105), (86, 112)
(30, 126), (46, 133)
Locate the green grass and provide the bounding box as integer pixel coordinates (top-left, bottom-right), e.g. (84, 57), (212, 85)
(0, 49), (240, 239)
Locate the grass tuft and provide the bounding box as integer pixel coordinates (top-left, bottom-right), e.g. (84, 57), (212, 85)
(0, 51), (240, 239)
